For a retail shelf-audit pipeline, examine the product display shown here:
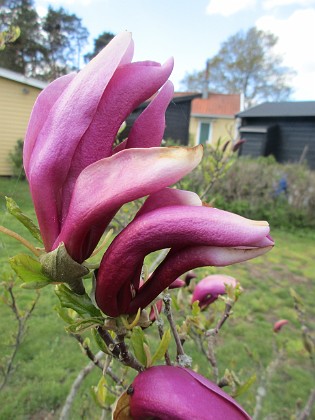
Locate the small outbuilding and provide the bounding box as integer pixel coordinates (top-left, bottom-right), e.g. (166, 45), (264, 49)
(0, 67), (47, 176)
(237, 101), (315, 169)
(124, 92), (201, 146)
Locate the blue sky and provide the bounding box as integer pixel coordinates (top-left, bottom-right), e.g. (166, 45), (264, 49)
(35, 0), (315, 101)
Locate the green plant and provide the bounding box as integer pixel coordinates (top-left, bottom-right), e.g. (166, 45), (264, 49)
(9, 139), (25, 179)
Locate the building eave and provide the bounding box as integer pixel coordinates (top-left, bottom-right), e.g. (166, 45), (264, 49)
(0, 67), (48, 89)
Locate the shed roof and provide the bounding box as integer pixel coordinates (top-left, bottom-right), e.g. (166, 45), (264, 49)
(191, 93), (241, 117)
(134, 91), (201, 110)
(0, 67), (48, 89)
(237, 101), (315, 118)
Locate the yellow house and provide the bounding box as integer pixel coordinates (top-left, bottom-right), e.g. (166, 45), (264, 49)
(0, 67), (47, 176)
(190, 93), (242, 146)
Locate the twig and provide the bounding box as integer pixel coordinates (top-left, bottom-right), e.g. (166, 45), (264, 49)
(163, 294), (191, 367)
(59, 351), (104, 420)
(206, 334), (219, 383)
(96, 327), (144, 372)
(116, 334), (145, 372)
(297, 388), (315, 420)
(214, 302), (233, 334)
(153, 303), (172, 366)
(71, 333), (104, 371)
(0, 285), (40, 391)
(0, 225), (41, 256)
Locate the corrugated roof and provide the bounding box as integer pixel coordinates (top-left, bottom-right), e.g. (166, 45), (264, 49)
(191, 93), (241, 117)
(0, 67), (48, 89)
(237, 101), (315, 118)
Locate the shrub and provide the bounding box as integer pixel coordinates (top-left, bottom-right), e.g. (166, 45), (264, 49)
(183, 155), (315, 230)
(9, 139), (25, 179)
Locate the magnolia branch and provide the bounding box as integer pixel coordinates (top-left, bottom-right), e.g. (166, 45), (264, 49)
(59, 350), (104, 420)
(0, 226), (41, 256)
(153, 303), (172, 366)
(0, 284), (40, 390)
(97, 326), (144, 372)
(163, 294), (192, 367)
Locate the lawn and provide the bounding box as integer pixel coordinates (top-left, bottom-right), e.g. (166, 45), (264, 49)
(0, 177), (314, 419)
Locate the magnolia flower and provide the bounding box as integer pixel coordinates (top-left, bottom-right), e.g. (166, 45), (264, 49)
(273, 319), (289, 333)
(192, 274), (237, 309)
(95, 188), (274, 317)
(23, 32), (202, 264)
(125, 365), (251, 419)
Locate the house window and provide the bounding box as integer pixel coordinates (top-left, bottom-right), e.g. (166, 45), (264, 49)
(198, 122), (212, 144)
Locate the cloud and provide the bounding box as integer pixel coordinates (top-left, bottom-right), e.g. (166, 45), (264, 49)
(256, 8), (315, 99)
(206, 0), (256, 16)
(262, 0), (315, 9)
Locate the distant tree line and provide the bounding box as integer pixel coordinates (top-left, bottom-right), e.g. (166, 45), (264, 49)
(0, 0), (114, 81)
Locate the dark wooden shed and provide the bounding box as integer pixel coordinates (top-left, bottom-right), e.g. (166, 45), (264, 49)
(123, 92), (201, 146)
(236, 102), (315, 169)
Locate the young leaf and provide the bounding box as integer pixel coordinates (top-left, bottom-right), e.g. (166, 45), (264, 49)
(54, 305), (77, 324)
(191, 300), (201, 317)
(91, 376), (107, 409)
(92, 328), (110, 354)
(130, 326), (147, 366)
(9, 253), (51, 289)
(233, 374), (257, 398)
(151, 328), (171, 365)
(55, 284), (101, 318)
(6, 197), (43, 243)
(66, 317), (104, 333)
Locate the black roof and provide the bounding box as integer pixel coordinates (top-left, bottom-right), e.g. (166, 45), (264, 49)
(237, 101), (315, 118)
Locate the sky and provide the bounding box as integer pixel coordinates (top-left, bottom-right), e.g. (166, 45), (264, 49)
(34, 0), (315, 101)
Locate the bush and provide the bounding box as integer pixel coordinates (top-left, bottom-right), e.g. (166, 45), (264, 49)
(183, 155), (315, 230)
(9, 139), (26, 179)
(211, 157), (315, 229)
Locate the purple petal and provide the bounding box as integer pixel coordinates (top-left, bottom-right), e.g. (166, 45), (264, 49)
(192, 275), (237, 308)
(128, 245), (272, 314)
(126, 80), (174, 149)
(169, 278), (186, 289)
(23, 72), (76, 178)
(55, 146), (203, 262)
(95, 205), (272, 316)
(62, 58), (175, 215)
(27, 32), (134, 250)
(130, 366), (251, 419)
(135, 187), (202, 218)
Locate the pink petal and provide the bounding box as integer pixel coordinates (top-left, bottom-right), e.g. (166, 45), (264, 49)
(23, 72), (76, 178)
(27, 32), (134, 250)
(62, 58), (175, 214)
(169, 278), (186, 289)
(55, 145), (203, 262)
(126, 80), (174, 149)
(135, 187), (202, 218)
(192, 275), (237, 308)
(130, 366), (251, 419)
(273, 319), (289, 332)
(95, 205), (272, 316)
(128, 245), (272, 314)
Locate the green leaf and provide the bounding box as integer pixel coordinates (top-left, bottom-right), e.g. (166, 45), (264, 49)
(151, 328), (171, 365)
(6, 197), (43, 243)
(9, 253), (51, 289)
(92, 328), (110, 354)
(54, 305), (76, 324)
(233, 374), (257, 398)
(66, 317), (104, 333)
(55, 284), (101, 318)
(191, 300), (201, 316)
(130, 326), (147, 366)
(91, 376), (107, 409)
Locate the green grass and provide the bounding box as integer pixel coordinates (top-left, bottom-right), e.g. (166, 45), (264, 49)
(0, 177), (314, 419)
